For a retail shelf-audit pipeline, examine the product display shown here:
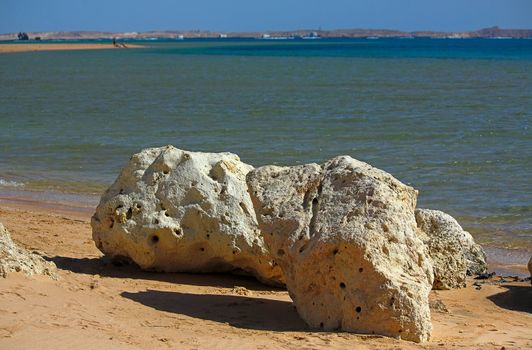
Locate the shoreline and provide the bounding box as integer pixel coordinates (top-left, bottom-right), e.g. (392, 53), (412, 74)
(0, 43), (144, 53)
(0, 186), (529, 277)
(1, 26), (531, 40)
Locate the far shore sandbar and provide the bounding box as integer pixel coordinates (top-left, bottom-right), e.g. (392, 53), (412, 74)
(0, 43), (144, 53)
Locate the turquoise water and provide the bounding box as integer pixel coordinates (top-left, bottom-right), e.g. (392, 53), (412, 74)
(0, 38), (531, 250)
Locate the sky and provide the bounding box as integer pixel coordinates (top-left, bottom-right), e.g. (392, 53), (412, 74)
(1, 0), (531, 33)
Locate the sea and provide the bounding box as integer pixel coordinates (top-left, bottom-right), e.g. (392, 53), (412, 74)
(0, 38), (530, 262)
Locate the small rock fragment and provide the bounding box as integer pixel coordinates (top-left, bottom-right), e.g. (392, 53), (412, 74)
(0, 222), (56, 278)
(415, 209), (488, 289)
(429, 299), (449, 313)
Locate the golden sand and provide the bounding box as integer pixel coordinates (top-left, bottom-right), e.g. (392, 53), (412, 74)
(0, 200), (530, 349)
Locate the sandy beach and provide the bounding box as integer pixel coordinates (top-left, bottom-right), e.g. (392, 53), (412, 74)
(0, 43), (143, 53)
(0, 198), (530, 350)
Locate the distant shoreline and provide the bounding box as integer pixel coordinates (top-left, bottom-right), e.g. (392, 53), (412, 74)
(1, 26), (531, 41)
(0, 43), (144, 53)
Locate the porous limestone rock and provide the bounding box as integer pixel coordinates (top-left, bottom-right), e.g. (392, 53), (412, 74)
(247, 156), (434, 343)
(91, 146), (283, 286)
(415, 208), (487, 288)
(0, 222), (56, 278)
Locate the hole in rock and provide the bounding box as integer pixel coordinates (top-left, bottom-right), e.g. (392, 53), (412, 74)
(116, 204), (123, 210)
(206, 234), (210, 239)
(165, 212), (170, 217)
(126, 208), (133, 220)
(200, 247), (205, 252)
(319, 322), (324, 328)
(333, 248), (339, 255)
(277, 249), (285, 257)
(119, 189), (124, 194)
(153, 219), (159, 224)
(355, 306), (362, 313)
(151, 235), (159, 244)
(339, 282), (346, 289)
(163, 170), (169, 175)
(359, 267), (364, 273)
(173, 228), (182, 236)
(232, 250), (237, 255)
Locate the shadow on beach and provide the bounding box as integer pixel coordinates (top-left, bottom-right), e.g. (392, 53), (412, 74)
(47, 255), (284, 292)
(487, 284), (532, 313)
(121, 289), (307, 331)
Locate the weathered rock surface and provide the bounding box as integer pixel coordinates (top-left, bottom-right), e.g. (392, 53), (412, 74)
(0, 222), (56, 278)
(415, 208), (487, 289)
(91, 146), (283, 286)
(247, 156), (433, 342)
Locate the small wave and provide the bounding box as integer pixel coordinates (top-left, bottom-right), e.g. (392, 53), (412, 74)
(0, 178), (25, 188)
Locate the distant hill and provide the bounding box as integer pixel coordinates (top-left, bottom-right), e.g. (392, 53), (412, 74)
(1, 26), (531, 41)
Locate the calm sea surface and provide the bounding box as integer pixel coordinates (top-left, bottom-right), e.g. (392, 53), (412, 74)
(0, 38), (531, 251)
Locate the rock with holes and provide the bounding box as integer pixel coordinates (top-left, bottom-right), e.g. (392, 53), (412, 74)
(415, 208), (487, 288)
(91, 146), (283, 286)
(1, 222), (56, 278)
(247, 156), (433, 342)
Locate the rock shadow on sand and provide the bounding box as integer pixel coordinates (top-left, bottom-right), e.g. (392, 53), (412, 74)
(121, 290), (308, 331)
(47, 255), (284, 291)
(487, 284), (532, 313)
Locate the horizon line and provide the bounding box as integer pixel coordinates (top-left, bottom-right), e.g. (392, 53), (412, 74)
(2, 25), (532, 36)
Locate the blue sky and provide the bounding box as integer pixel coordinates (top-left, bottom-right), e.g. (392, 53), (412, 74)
(1, 0), (531, 33)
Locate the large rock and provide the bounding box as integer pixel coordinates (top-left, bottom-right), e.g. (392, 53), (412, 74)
(247, 156), (433, 342)
(415, 208), (487, 289)
(0, 222), (56, 278)
(91, 146), (283, 286)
